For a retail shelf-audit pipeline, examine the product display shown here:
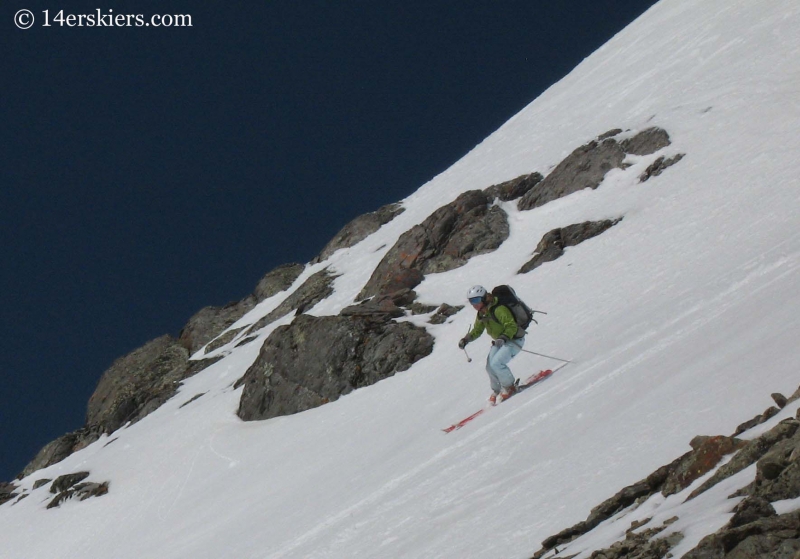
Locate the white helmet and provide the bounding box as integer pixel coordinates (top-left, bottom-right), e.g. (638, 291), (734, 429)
(467, 285), (487, 302)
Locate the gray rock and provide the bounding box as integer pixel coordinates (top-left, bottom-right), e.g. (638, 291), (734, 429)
(484, 172), (543, 202)
(244, 268), (339, 336)
(252, 263), (306, 303)
(340, 293), (407, 321)
(683, 510), (800, 559)
(357, 190), (508, 300)
(620, 127), (672, 156)
(640, 154), (685, 182)
(20, 433), (83, 479)
(734, 407), (785, 436)
(179, 263), (304, 354)
(32, 479), (51, 490)
(662, 435), (746, 497)
(86, 335), (189, 434)
(689, 420), (800, 500)
(518, 128), (672, 212)
(203, 326), (248, 355)
(429, 304), (464, 324)
(50, 472), (90, 494)
(179, 302), (256, 355)
(517, 138), (627, 211)
(537, 454), (686, 554)
(598, 128), (624, 141)
(729, 497), (777, 528)
(19, 263), (305, 478)
(772, 393), (789, 409)
(47, 481), (109, 510)
(313, 204), (405, 264)
(0, 482), (18, 506)
(235, 314), (433, 422)
(519, 219), (623, 274)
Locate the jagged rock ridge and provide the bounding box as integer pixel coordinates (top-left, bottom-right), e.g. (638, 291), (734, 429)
(15, 126), (683, 482)
(532, 386), (800, 559)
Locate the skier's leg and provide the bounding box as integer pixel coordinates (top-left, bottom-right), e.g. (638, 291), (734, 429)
(485, 346), (502, 393)
(487, 339), (524, 389)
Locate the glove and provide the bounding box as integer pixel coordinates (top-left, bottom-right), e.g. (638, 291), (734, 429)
(493, 336), (508, 348)
(458, 337), (468, 350)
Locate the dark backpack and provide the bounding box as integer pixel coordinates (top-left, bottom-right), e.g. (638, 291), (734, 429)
(491, 285), (535, 334)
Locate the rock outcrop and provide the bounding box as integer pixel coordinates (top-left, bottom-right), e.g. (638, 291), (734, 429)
(86, 335), (190, 433)
(22, 336), (192, 477)
(236, 313), (434, 422)
(640, 154), (685, 183)
(313, 203), (405, 263)
(242, 268), (339, 337)
(0, 482), (18, 506)
(518, 128), (673, 212)
(357, 190), (509, 300)
(519, 218), (623, 274)
(180, 263), (305, 354)
(484, 172), (544, 202)
(46, 472), (109, 509)
(532, 387), (800, 559)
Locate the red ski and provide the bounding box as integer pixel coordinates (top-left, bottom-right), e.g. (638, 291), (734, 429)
(442, 369), (554, 433)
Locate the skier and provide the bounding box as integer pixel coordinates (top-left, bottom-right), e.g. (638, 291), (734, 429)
(458, 285), (526, 404)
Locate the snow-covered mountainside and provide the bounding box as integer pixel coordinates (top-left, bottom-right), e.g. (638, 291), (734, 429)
(3, 1), (800, 558)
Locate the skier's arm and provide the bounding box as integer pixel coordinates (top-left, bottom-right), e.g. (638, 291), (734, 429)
(466, 318), (485, 342)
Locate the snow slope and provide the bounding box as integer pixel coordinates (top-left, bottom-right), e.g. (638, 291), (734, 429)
(3, 0), (799, 558)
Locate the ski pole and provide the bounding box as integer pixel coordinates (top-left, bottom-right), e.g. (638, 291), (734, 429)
(462, 327), (473, 362)
(510, 342), (571, 364)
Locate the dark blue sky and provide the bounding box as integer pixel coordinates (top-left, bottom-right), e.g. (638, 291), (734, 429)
(1, 0), (658, 481)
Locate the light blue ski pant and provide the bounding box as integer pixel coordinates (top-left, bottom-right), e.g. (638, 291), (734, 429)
(486, 337), (524, 393)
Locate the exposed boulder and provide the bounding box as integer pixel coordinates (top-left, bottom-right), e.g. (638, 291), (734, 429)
(518, 128), (673, 211)
(244, 268), (339, 336)
(203, 326), (249, 355)
(534, 414), (800, 559)
(536, 454), (686, 554)
(252, 263), (306, 302)
(772, 393), (789, 409)
(86, 335), (190, 434)
(519, 218), (623, 274)
(313, 203), (405, 263)
(689, 419), (800, 500)
(19, 263), (307, 479)
(728, 497), (777, 528)
(546, 523), (681, 559)
(179, 302), (255, 355)
(357, 190), (509, 300)
(47, 481), (109, 509)
(50, 472), (90, 494)
(484, 172), (543, 202)
(0, 482), (18, 506)
(340, 292), (408, 321)
(179, 263), (304, 354)
(428, 304), (464, 325)
(32, 479), (51, 490)
(517, 135), (627, 211)
(682, 510), (800, 559)
(639, 154), (685, 183)
(734, 405), (784, 436)
(236, 314), (434, 422)
(620, 127), (672, 156)
(20, 432), (84, 479)
(661, 435), (746, 497)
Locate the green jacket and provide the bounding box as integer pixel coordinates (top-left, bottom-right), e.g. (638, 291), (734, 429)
(466, 300), (518, 342)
